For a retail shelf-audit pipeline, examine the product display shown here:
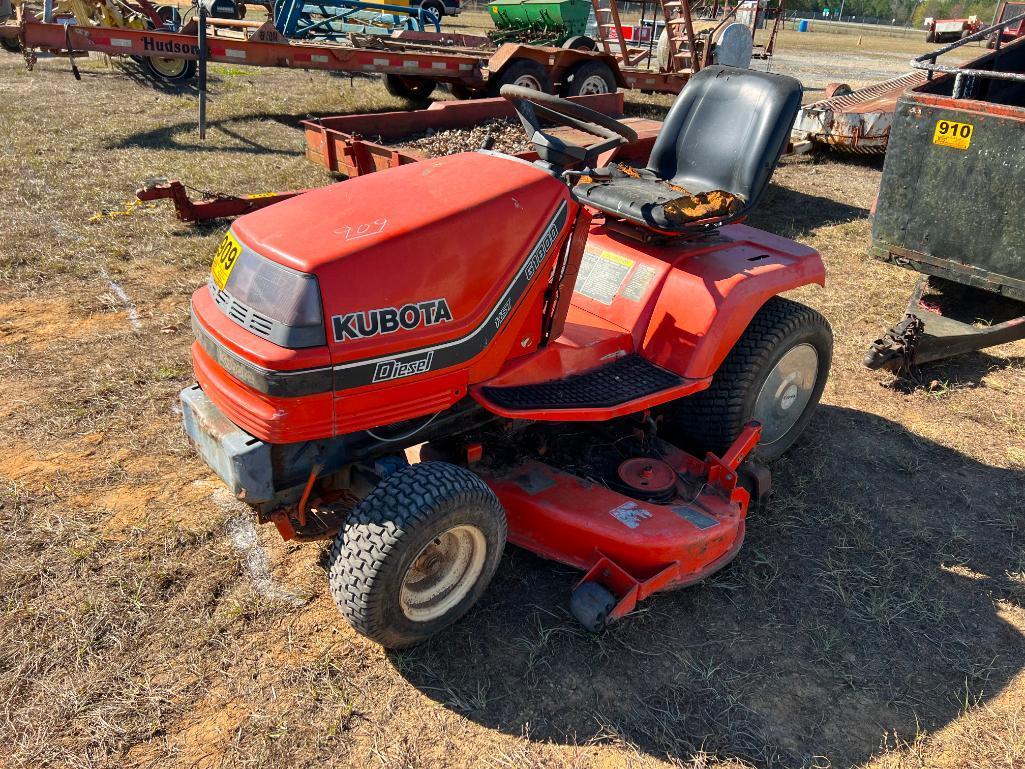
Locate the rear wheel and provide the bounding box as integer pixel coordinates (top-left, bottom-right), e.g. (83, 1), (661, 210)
(327, 461), (507, 648)
(666, 297), (832, 462)
(0, 35), (20, 53)
(142, 55), (197, 83)
(561, 59), (616, 96)
(488, 58), (553, 96)
(384, 73), (437, 101)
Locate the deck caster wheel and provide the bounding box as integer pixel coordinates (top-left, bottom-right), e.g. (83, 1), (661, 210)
(667, 296), (832, 462)
(570, 582), (616, 633)
(327, 461), (506, 649)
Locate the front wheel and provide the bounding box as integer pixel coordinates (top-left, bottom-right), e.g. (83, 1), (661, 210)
(327, 461), (507, 648)
(666, 296), (832, 462)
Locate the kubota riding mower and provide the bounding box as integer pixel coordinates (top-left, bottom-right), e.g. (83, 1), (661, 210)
(181, 65), (832, 648)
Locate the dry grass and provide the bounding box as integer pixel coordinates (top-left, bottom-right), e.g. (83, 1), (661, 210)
(1, 28), (1024, 769)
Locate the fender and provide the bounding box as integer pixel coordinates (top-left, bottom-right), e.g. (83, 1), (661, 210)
(640, 223), (827, 381)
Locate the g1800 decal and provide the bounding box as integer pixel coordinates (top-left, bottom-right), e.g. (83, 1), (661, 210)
(332, 298), (453, 342)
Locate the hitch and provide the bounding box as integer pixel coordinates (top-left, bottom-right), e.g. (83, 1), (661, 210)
(136, 179), (306, 223)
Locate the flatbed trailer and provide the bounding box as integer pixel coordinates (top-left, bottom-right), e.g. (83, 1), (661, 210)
(0, 10), (698, 94)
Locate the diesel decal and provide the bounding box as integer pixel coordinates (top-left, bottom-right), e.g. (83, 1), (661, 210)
(372, 351), (434, 383)
(332, 298), (453, 342)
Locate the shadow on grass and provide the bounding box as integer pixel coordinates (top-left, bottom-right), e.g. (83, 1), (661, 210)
(747, 173), (873, 238)
(390, 405), (1025, 767)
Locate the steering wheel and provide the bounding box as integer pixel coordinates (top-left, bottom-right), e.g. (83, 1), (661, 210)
(500, 85), (638, 169)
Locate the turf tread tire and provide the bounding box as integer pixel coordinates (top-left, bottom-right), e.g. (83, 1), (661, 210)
(327, 461), (506, 649)
(669, 296), (831, 461)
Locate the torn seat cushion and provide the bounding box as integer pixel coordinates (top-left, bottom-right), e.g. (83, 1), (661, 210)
(574, 166), (743, 231)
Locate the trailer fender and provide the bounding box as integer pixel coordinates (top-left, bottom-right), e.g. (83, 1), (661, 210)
(641, 226), (827, 382)
(487, 43), (627, 90)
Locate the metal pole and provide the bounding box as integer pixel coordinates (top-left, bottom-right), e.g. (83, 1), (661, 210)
(198, 2), (208, 140)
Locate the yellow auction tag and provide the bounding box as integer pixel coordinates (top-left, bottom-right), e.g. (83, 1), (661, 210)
(211, 231), (242, 290)
(933, 119), (973, 150)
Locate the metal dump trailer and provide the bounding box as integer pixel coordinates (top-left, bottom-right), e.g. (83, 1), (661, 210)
(865, 15), (1025, 370)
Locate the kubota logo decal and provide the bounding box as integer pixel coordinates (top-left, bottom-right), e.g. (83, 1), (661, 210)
(332, 298), (453, 342)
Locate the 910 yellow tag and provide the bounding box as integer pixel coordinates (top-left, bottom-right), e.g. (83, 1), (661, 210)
(211, 231), (242, 290)
(933, 119), (973, 150)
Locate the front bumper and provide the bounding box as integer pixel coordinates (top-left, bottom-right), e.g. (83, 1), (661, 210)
(180, 384), (276, 504)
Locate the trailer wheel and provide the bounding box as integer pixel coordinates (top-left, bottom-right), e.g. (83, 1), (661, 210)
(327, 461), (507, 649)
(142, 55), (197, 84)
(0, 35), (20, 53)
(384, 73), (437, 101)
(488, 58), (553, 96)
(562, 35), (596, 51)
(450, 81), (482, 100)
(562, 60), (616, 96)
(667, 297), (832, 462)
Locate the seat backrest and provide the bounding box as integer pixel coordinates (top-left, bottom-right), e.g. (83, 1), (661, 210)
(646, 65), (802, 209)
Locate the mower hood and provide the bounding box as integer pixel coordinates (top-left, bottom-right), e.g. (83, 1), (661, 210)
(227, 151), (573, 370)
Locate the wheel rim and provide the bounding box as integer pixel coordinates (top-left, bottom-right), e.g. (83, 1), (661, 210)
(512, 73), (544, 90)
(147, 56), (188, 78)
(751, 343), (819, 447)
(577, 74), (609, 94)
(399, 524), (487, 622)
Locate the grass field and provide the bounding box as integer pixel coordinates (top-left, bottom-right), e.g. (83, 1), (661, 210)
(1, 22), (1024, 769)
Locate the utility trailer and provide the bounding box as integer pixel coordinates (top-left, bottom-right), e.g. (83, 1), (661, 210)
(302, 91), (662, 175)
(865, 16), (1025, 371)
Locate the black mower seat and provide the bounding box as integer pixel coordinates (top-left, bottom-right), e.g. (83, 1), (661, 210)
(573, 65), (803, 233)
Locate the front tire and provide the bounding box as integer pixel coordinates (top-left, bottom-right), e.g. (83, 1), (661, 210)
(667, 297), (832, 462)
(327, 461), (507, 648)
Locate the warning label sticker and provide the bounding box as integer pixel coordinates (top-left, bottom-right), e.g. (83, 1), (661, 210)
(575, 249), (635, 305)
(621, 264), (657, 302)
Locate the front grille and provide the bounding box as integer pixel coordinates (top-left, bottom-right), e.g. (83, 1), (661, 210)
(209, 280), (274, 341)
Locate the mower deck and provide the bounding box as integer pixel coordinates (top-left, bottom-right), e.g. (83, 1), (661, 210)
(477, 423), (761, 623)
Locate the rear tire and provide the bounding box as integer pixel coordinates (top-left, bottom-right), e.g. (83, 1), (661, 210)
(561, 59), (616, 96)
(384, 73), (437, 101)
(666, 297), (832, 462)
(0, 35), (19, 53)
(327, 461), (507, 649)
(487, 58), (553, 96)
